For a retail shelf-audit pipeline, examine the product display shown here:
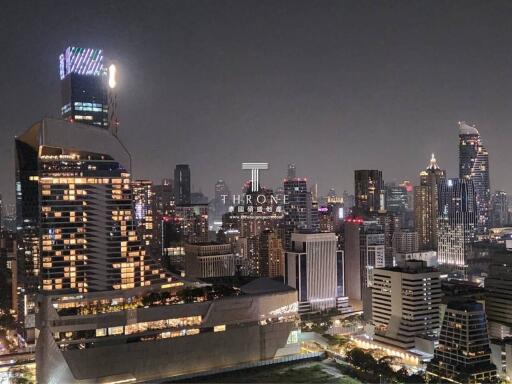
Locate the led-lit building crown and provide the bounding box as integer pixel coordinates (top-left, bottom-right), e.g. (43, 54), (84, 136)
(59, 47), (105, 80)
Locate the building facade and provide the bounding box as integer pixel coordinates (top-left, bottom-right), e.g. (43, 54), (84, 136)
(437, 178), (477, 277)
(459, 121), (491, 235)
(354, 170), (384, 215)
(284, 232), (347, 313)
(372, 260), (441, 350)
(427, 301), (496, 384)
(414, 154), (446, 250)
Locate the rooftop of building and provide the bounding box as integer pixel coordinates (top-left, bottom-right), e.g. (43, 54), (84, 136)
(241, 277), (295, 295)
(377, 260), (438, 274)
(458, 120), (480, 136)
(446, 299), (484, 312)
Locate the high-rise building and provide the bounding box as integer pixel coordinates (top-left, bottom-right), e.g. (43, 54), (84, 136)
(210, 179), (230, 232)
(427, 300), (497, 383)
(491, 191), (509, 228)
(485, 246), (512, 339)
(16, 119), (171, 293)
(385, 182), (408, 213)
(283, 178), (318, 249)
(437, 178), (477, 277)
(258, 229), (285, 278)
(459, 121), (491, 235)
(59, 47), (109, 128)
(132, 180), (154, 248)
(287, 163), (296, 180)
(354, 170), (383, 215)
(392, 230), (419, 255)
(344, 218), (385, 317)
(174, 164), (191, 206)
(284, 232), (348, 314)
(372, 260), (441, 350)
(414, 154), (446, 250)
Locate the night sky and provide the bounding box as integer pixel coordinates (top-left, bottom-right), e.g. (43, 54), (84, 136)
(1, 0), (512, 206)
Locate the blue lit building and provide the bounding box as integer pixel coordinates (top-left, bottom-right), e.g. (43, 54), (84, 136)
(60, 47), (109, 128)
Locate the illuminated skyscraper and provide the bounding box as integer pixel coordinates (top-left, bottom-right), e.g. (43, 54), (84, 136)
(437, 178), (477, 277)
(459, 121), (491, 234)
(174, 164), (191, 206)
(132, 180), (154, 248)
(60, 47), (109, 128)
(414, 154), (446, 250)
(16, 119), (171, 292)
(354, 170), (383, 215)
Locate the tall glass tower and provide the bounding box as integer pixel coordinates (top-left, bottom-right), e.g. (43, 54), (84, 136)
(458, 121), (490, 234)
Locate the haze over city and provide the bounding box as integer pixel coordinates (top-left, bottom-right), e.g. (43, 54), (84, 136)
(1, 0), (512, 205)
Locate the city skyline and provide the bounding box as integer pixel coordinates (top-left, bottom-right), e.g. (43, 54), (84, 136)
(2, 1), (512, 205)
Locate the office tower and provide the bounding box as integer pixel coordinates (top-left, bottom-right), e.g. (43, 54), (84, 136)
(400, 180), (414, 212)
(184, 242), (234, 279)
(342, 190), (355, 217)
(491, 191), (509, 227)
(392, 229), (419, 255)
(414, 154), (446, 250)
(60, 47), (109, 128)
(354, 170), (383, 215)
(437, 178), (477, 277)
(485, 246), (512, 339)
(258, 229), (284, 277)
(152, 179), (175, 259)
(372, 260), (441, 350)
(284, 232), (348, 314)
(283, 178), (317, 249)
(175, 204), (209, 244)
(385, 182), (408, 213)
(132, 180), (154, 248)
(344, 219), (385, 317)
(375, 211), (400, 268)
(191, 191), (208, 204)
(174, 164), (191, 206)
(287, 163), (296, 180)
(459, 121), (491, 234)
(210, 179), (230, 232)
(427, 301), (497, 384)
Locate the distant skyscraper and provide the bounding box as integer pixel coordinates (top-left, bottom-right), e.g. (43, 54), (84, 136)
(60, 47), (109, 128)
(354, 170), (383, 215)
(211, 179), (230, 232)
(258, 229), (284, 278)
(174, 164), (191, 206)
(459, 121), (491, 234)
(437, 178), (477, 276)
(283, 178), (318, 249)
(427, 301), (496, 383)
(284, 232), (348, 314)
(287, 163), (296, 180)
(344, 218), (385, 318)
(414, 154), (446, 250)
(385, 182), (408, 213)
(132, 180), (154, 248)
(491, 191), (509, 228)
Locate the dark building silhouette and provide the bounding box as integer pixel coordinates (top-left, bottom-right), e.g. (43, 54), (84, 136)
(174, 164), (191, 206)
